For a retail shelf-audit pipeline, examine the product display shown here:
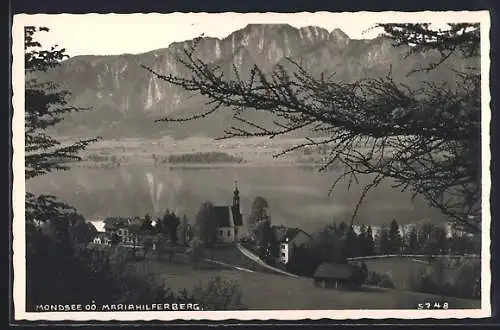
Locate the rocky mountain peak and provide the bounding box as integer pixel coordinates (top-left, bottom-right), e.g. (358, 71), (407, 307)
(39, 23), (473, 139)
(330, 28), (350, 48)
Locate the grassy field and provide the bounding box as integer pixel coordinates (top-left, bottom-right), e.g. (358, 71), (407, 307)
(128, 257), (480, 310)
(364, 257), (458, 290)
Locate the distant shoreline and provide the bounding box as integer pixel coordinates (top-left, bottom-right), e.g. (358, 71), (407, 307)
(74, 161), (328, 170)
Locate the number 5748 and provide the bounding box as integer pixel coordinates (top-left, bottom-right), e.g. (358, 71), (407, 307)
(417, 302), (449, 309)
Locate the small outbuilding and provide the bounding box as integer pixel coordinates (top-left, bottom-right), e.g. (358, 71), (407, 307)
(313, 263), (366, 290)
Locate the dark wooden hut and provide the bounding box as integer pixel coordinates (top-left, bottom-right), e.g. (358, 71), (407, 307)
(313, 262), (365, 290)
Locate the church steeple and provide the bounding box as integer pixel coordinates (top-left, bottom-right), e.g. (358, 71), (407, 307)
(233, 180), (240, 211)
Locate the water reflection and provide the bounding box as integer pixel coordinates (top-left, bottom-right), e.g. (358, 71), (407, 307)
(26, 165), (447, 233)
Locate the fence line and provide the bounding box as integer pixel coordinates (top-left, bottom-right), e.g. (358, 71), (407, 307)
(347, 254), (480, 261)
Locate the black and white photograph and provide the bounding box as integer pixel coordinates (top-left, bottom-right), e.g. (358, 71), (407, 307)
(12, 11), (491, 321)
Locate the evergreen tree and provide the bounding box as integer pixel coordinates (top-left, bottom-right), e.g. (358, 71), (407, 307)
(408, 226), (419, 253)
(388, 219), (402, 254)
(330, 222), (338, 235)
(431, 225), (448, 254)
(186, 222), (193, 243)
(163, 211), (180, 245)
(247, 196), (269, 234)
(24, 27), (98, 307)
(186, 238), (205, 269)
(450, 230), (467, 255)
(127, 220), (142, 260)
(332, 235), (348, 264)
(366, 225), (375, 256)
(161, 209), (172, 235)
(337, 221), (348, 237)
(418, 222), (435, 255)
(377, 226), (390, 255)
(345, 225), (358, 258)
(24, 26), (97, 238)
(24, 26), (97, 181)
(177, 215), (190, 246)
(194, 201), (217, 246)
(141, 214), (154, 234)
(310, 227), (336, 263)
(357, 224), (367, 256)
(153, 233), (167, 260)
(253, 219), (274, 257)
(154, 216), (162, 235)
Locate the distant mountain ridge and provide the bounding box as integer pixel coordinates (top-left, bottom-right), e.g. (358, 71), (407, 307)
(37, 24), (476, 140)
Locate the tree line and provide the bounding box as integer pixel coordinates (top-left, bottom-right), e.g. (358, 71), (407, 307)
(152, 151), (243, 165)
(309, 219), (480, 262)
(243, 212), (480, 277)
(374, 220), (481, 256)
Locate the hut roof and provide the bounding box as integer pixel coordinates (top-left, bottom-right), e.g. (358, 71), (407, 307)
(313, 263), (359, 280)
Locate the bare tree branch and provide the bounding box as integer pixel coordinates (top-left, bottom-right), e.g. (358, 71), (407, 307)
(142, 23), (482, 233)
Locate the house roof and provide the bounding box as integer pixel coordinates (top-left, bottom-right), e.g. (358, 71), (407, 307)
(273, 226), (312, 244)
(313, 263), (360, 280)
(95, 232), (109, 239)
(104, 217), (133, 230)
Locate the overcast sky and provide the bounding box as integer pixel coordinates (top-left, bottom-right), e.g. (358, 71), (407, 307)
(15, 12), (482, 57)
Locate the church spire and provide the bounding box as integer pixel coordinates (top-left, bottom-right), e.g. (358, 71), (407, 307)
(233, 180), (240, 209)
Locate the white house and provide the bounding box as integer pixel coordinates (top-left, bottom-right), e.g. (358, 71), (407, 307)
(93, 232), (111, 246)
(274, 226), (313, 264)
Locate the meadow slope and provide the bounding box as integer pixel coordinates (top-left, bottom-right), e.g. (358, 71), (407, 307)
(135, 259), (480, 310)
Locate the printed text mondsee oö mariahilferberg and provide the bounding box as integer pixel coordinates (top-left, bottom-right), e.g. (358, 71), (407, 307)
(34, 302), (203, 312)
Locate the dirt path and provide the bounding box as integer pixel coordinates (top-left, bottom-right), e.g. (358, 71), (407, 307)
(204, 258), (256, 273)
(236, 244), (300, 278)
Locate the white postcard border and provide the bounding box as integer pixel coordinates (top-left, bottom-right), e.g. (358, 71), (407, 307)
(12, 10), (492, 321)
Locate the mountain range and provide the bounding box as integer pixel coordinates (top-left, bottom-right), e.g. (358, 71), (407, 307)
(37, 24), (475, 140)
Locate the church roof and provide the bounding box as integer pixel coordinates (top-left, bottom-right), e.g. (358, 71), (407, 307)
(213, 206), (231, 228)
(212, 205), (243, 228)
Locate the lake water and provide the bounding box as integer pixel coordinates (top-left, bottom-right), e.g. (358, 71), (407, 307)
(26, 165), (446, 234)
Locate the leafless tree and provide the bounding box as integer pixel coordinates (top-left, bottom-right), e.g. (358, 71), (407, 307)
(142, 23), (482, 234)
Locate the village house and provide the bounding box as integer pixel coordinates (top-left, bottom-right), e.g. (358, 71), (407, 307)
(103, 216), (139, 245)
(92, 232), (111, 246)
(213, 183), (244, 243)
(313, 262), (366, 290)
(273, 226), (313, 265)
